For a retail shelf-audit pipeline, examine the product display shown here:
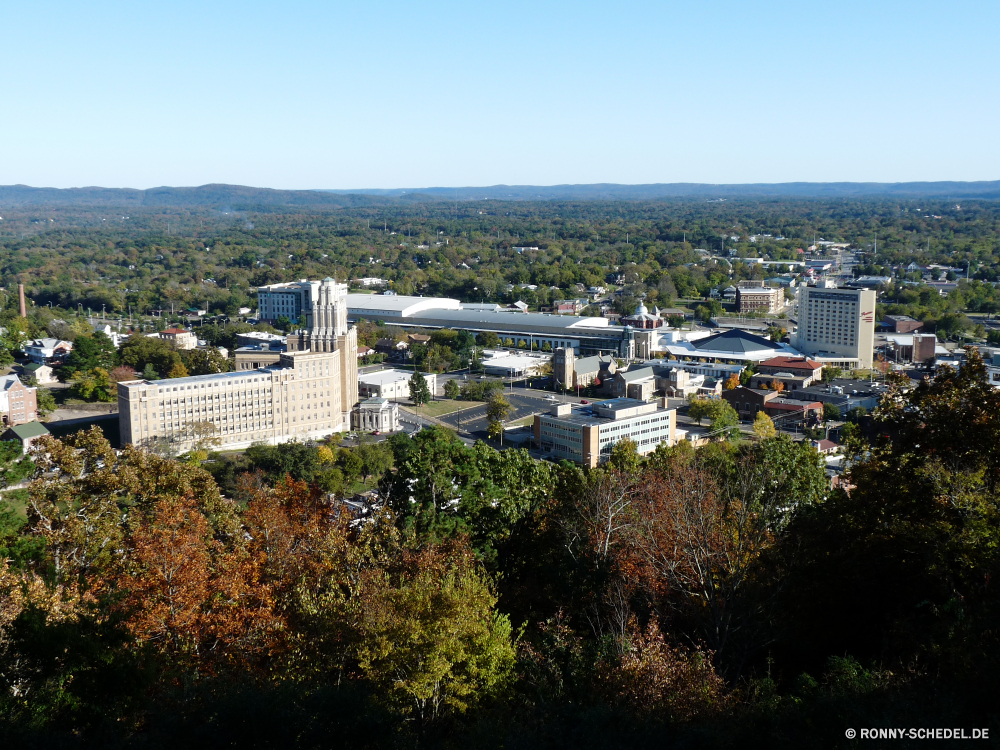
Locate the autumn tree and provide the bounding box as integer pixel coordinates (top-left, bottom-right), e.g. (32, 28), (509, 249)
(752, 411), (776, 439)
(353, 541), (515, 733)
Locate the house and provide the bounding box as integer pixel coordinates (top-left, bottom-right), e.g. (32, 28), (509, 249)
(811, 439), (840, 455)
(0, 375), (38, 426)
(2, 420), (50, 454)
(17, 362), (56, 384)
(23, 338), (73, 364)
(553, 298), (587, 315)
(375, 337), (408, 355)
(186, 307), (208, 317)
(407, 334), (431, 345)
(357, 345), (374, 358)
(159, 328), (198, 350)
(92, 322), (127, 348)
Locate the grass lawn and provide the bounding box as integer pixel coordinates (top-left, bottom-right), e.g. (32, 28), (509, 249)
(402, 399), (484, 419)
(506, 415), (535, 428)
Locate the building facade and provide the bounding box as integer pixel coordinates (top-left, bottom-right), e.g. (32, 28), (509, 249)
(795, 286), (877, 369)
(533, 398), (680, 468)
(358, 369), (437, 400)
(0, 375), (38, 426)
(119, 278), (360, 452)
(736, 282), (784, 314)
(351, 397), (399, 432)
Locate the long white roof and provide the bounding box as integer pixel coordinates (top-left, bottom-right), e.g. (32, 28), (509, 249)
(346, 293), (461, 317)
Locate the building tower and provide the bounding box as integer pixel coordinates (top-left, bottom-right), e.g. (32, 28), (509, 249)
(286, 277), (359, 413)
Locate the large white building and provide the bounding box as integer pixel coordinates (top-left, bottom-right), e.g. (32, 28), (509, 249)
(344, 293), (634, 357)
(795, 286), (877, 369)
(119, 278), (359, 452)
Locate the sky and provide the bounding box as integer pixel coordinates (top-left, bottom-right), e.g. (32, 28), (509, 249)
(3, 0), (998, 190)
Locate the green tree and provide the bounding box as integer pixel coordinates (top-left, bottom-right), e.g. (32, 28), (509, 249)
(183, 348), (230, 375)
(486, 394), (512, 444)
(63, 332), (116, 375)
(823, 402), (841, 422)
(753, 411), (776, 439)
(444, 379), (461, 399)
(69, 367), (115, 402)
(354, 542), (515, 733)
(35, 388), (57, 416)
(409, 371), (432, 409)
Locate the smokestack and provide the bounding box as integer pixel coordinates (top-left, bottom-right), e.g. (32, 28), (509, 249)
(18, 284), (26, 317)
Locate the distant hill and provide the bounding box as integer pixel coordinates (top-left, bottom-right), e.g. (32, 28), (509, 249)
(2, 180), (999, 208)
(324, 181), (1000, 200)
(0, 183), (389, 209)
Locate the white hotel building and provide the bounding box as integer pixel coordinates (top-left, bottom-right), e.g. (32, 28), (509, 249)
(795, 286), (877, 370)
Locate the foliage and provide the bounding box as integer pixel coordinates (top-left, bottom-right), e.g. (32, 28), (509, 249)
(408, 371), (432, 407)
(68, 367), (115, 402)
(752, 411), (776, 439)
(444, 378), (461, 399)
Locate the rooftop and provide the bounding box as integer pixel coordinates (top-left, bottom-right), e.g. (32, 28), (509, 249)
(759, 356), (824, 371)
(358, 369), (418, 386)
(6, 421), (50, 439)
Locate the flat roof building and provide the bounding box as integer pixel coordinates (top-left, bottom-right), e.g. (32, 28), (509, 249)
(358, 369), (438, 401)
(533, 397), (681, 468)
(345, 293), (634, 357)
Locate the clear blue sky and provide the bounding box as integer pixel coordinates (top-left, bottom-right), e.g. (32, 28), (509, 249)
(4, 1), (997, 190)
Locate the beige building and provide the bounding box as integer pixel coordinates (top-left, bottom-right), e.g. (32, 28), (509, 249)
(533, 398), (680, 469)
(795, 286), (876, 369)
(0, 375), (38, 426)
(735, 282), (784, 314)
(119, 278), (359, 452)
(159, 328), (198, 350)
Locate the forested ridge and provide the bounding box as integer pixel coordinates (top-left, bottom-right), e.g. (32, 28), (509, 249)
(1, 352), (1000, 747)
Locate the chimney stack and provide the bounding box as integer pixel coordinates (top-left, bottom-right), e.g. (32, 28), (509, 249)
(18, 284), (26, 317)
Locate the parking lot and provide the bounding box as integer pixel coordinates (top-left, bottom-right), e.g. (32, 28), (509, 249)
(437, 390), (582, 441)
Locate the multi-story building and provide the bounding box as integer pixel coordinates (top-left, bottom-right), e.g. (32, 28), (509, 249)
(257, 280), (313, 322)
(118, 350), (343, 452)
(119, 278), (359, 452)
(0, 375), (38, 426)
(735, 282), (785, 314)
(795, 286), (877, 369)
(533, 398), (680, 468)
(159, 328), (198, 350)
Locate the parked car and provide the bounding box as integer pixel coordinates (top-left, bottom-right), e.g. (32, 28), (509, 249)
(580, 399), (589, 404)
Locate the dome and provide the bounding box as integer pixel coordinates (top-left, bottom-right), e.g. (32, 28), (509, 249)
(634, 302), (649, 316)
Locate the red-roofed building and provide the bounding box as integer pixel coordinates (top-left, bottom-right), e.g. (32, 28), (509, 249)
(757, 356), (825, 386)
(159, 328), (198, 350)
